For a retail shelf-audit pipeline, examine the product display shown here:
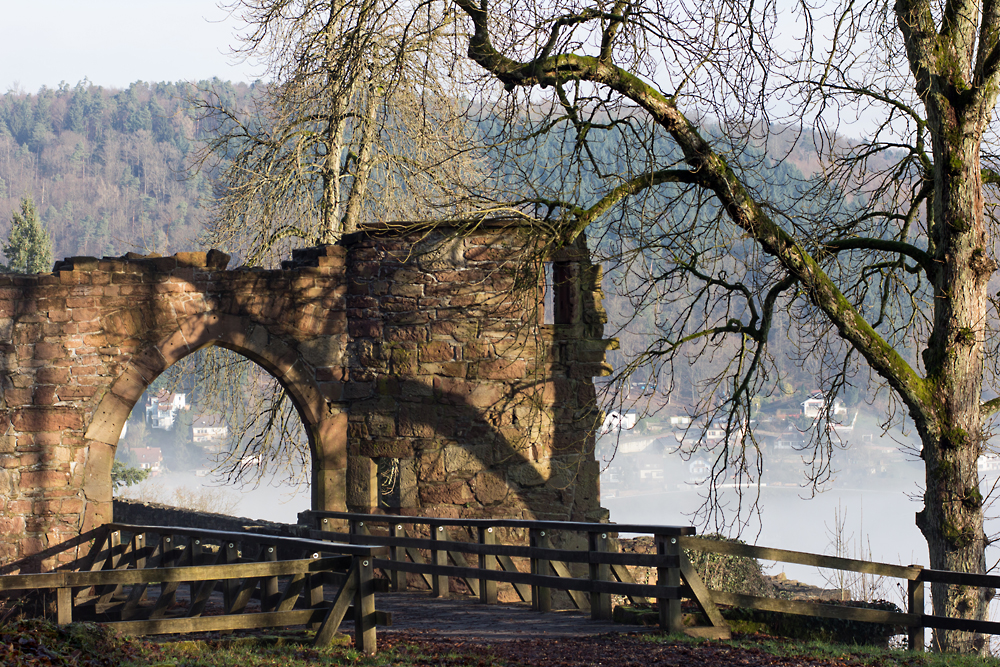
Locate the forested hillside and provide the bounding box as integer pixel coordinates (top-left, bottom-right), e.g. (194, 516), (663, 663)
(0, 80), (255, 259)
(0, 80), (901, 408)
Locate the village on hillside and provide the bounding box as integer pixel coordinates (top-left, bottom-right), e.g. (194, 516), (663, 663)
(114, 389), (229, 478)
(596, 386), (1000, 497)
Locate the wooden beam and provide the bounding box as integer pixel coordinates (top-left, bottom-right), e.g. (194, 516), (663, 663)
(678, 536), (920, 580)
(496, 555), (531, 603)
(314, 561), (357, 648)
(478, 526), (497, 605)
(0, 556), (346, 590)
(677, 551), (728, 629)
(710, 590), (921, 626)
(551, 560), (589, 610)
(110, 609), (327, 636)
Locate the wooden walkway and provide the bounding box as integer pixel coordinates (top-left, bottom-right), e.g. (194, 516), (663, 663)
(371, 592), (636, 641)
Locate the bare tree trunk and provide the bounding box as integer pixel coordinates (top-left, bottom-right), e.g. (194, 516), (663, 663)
(341, 84), (381, 234)
(916, 111), (993, 654)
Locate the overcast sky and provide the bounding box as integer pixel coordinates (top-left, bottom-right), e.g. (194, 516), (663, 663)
(0, 1), (263, 93)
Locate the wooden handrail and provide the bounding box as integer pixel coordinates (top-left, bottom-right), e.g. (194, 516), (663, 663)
(311, 529), (679, 567)
(918, 568), (1000, 588)
(306, 511), (696, 535)
(677, 535), (922, 580)
(0, 556), (347, 591)
(106, 523), (388, 558)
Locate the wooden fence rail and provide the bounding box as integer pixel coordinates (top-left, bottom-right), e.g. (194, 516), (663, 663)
(0, 523), (388, 655)
(677, 535), (1000, 650)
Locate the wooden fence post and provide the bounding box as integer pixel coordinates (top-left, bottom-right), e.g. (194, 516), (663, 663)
(96, 529), (123, 605)
(354, 555), (377, 655)
(390, 523), (406, 592)
(149, 534), (180, 620)
(431, 525), (449, 598)
(479, 526), (497, 604)
(908, 567), (925, 652)
(262, 544), (279, 612)
(222, 541), (239, 614)
(658, 534), (683, 633)
(589, 530), (611, 620)
(531, 528), (551, 612)
(56, 587), (72, 625)
(188, 539), (204, 604)
(308, 550), (325, 630)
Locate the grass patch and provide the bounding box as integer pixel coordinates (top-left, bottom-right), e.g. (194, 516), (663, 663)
(0, 619), (507, 667)
(645, 631), (1000, 667)
(123, 633), (507, 667)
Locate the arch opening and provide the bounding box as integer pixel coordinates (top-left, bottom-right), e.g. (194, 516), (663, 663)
(85, 312), (348, 527)
(114, 344), (314, 523)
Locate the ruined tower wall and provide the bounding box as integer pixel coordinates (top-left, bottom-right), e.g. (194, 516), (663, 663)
(341, 222), (613, 524)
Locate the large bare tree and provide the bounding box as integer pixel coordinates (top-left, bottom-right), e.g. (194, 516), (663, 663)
(449, 0), (1000, 652)
(186, 0), (487, 486)
(196, 0), (483, 263)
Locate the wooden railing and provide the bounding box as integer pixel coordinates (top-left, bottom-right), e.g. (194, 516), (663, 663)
(679, 536), (1000, 650)
(302, 511), (1000, 649)
(298, 511), (717, 635)
(0, 523), (388, 654)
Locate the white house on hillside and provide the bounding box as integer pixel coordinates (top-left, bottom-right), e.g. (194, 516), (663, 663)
(146, 390), (189, 430)
(801, 391), (848, 419)
(192, 414), (229, 442)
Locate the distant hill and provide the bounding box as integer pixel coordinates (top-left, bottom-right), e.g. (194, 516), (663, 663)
(0, 80), (909, 412)
(0, 79), (256, 260)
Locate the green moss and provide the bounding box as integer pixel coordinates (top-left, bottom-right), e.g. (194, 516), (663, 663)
(942, 518), (975, 547)
(941, 427), (969, 450)
(962, 485), (984, 510)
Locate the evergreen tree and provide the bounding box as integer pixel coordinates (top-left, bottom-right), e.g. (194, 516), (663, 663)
(4, 197), (53, 273)
(110, 459), (149, 492)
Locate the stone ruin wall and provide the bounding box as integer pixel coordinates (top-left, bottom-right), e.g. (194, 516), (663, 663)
(0, 220), (613, 571)
(0, 248), (352, 572)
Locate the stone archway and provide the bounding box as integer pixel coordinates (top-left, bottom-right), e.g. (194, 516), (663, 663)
(83, 312), (347, 532)
(0, 247), (350, 570)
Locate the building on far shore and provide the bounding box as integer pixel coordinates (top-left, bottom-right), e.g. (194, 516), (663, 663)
(192, 414), (228, 443)
(801, 391), (848, 419)
(131, 447), (163, 475)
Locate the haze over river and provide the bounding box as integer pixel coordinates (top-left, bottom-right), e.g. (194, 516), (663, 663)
(605, 482), (929, 586)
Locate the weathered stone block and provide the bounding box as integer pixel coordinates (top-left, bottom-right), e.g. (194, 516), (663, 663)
(471, 471), (509, 505)
(346, 455), (377, 509)
(474, 359), (526, 380)
(13, 407), (83, 432)
(419, 480), (473, 506)
(33, 342), (65, 360)
(419, 341), (454, 363)
(445, 445), (491, 474)
(82, 441), (114, 503)
(20, 469), (72, 489)
(83, 394), (131, 444)
(356, 439), (413, 459)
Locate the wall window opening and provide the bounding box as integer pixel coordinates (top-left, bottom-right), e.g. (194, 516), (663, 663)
(542, 261), (575, 325)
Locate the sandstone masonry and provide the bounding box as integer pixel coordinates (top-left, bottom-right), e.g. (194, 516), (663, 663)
(0, 220), (613, 571)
